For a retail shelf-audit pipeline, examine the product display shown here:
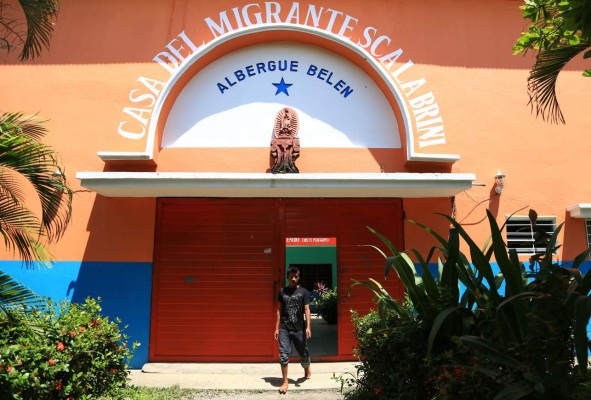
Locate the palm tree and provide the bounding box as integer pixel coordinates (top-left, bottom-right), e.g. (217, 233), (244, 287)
(0, 0), (60, 61)
(527, 42), (591, 124)
(0, 112), (73, 267)
(0, 0), (68, 311)
(0, 268), (44, 337)
(0, 269), (42, 310)
(0, 112), (72, 310)
(516, 1), (591, 124)
(0, 114), (73, 316)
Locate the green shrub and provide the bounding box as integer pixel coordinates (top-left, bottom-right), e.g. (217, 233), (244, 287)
(0, 297), (138, 399)
(347, 308), (435, 399)
(315, 287), (338, 324)
(351, 209), (591, 399)
(345, 308), (500, 399)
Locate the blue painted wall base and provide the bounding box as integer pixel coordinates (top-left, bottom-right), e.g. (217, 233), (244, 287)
(419, 260), (591, 340)
(2, 258), (589, 367)
(0, 261), (152, 368)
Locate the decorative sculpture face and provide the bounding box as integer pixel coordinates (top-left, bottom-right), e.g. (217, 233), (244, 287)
(270, 107), (300, 174)
(274, 107), (299, 138)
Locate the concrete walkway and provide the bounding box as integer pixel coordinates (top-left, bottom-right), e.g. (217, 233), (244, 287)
(129, 362), (358, 391)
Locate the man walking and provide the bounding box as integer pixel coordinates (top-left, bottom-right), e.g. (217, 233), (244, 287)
(274, 266), (312, 394)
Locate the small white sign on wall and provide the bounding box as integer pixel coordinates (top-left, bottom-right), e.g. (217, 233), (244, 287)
(161, 42), (401, 149)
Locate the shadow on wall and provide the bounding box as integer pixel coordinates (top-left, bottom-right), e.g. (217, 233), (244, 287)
(69, 261), (152, 369)
(80, 196), (157, 262)
(0, 261), (151, 369)
(75, 195), (158, 368)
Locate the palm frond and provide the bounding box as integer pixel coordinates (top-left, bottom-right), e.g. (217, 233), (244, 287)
(0, 113), (73, 243)
(0, 0), (59, 60)
(0, 112), (71, 267)
(0, 269), (42, 309)
(0, 195), (53, 267)
(0, 112), (48, 140)
(527, 42), (591, 124)
(17, 0), (60, 61)
(0, 167), (26, 204)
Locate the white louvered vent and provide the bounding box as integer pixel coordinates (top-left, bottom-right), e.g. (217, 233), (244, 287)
(505, 216), (556, 255)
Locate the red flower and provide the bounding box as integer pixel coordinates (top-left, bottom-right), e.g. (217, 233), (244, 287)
(67, 397), (75, 400)
(453, 367), (462, 378)
(111, 368), (117, 374)
(79, 326), (85, 333)
(89, 318), (101, 328)
(373, 387), (382, 394)
(48, 359), (55, 366)
(69, 331), (77, 337)
(57, 342), (65, 351)
(55, 381), (62, 390)
(6, 366), (13, 373)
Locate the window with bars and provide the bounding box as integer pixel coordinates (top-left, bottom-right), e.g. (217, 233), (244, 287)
(586, 219), (591, 252)
(505, 216), (556, 255)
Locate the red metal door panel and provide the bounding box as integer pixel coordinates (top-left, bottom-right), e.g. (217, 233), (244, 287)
(151, 198), (403, 362)
(335, 200), (404, 355)
(150, 199), (279, 361)
(282, 199), (404, 358)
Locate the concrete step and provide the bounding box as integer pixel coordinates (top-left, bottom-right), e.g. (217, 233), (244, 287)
(130, 362), (358, 391)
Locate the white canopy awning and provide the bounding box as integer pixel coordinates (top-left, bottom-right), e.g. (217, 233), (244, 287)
(76, 172), (476, 198)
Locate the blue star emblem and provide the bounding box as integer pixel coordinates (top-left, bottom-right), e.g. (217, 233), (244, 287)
(272, 78), (292, 96)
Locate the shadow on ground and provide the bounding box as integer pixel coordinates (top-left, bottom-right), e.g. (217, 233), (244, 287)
(262, 376), (309, 388)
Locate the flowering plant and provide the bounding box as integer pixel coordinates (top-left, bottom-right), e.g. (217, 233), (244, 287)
(0, 297), (138, 399)
(313, 281), (338, 324)
(313, 281), (329, 296)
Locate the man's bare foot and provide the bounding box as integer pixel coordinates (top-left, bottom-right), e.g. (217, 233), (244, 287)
(304, 366), (311, 379)
(279, 382), (288, 394)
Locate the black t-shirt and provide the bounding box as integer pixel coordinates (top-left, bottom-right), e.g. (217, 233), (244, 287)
(278, 286), (310, 331)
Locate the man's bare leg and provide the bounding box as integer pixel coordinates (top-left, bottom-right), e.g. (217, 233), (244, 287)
(304, 366), (311, 379)
(279, 364), (289, 393)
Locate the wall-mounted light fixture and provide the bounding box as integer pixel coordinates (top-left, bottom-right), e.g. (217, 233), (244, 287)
(494, 169), (505, 195)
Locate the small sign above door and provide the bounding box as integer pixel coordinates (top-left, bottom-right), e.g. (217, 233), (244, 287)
(285, 237), (337, 246)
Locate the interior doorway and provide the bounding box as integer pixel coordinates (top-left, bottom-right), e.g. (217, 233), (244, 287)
(285, 238), (338, 357)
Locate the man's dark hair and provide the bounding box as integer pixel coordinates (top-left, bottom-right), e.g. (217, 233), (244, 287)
(287, 266), (300, 276)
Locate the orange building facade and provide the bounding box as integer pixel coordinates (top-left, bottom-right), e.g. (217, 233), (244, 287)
(1, 0), (590, 367)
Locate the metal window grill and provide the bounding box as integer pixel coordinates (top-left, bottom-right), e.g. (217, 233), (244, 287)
(505, 216), (556, 255)
(586, 220), (591, 256)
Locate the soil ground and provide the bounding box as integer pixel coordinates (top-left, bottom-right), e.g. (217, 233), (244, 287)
(174, 389), (345, 399)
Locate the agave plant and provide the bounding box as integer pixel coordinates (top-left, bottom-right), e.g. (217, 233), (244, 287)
(358, 209), (591, 399)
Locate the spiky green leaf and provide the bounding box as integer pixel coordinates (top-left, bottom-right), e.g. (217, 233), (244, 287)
(574, 295), (591, 374)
